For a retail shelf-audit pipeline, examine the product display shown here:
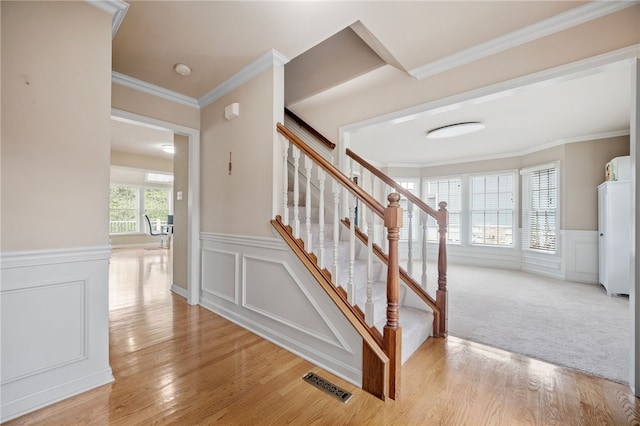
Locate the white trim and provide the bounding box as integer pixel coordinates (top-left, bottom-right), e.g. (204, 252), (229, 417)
(170, 284), (188, 299)
(111, 72), (200, 109)
(200, 232), (288, 251)
(343, 45), (640, 134)
(198, 49), (289, 108)
(342, 45), (640, 168)
(84, 0), (129, 38)
(520, 160), (561, 175)
(1, 249), (113, 422)
(409, 1), (639, 80)
(0, 246), (111, 269)
(240, 253), (354, 352)
(111, 109), (201, 306)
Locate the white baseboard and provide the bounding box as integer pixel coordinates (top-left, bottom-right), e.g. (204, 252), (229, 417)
(171, 284), (188, 299)
(1, 246), (113, 422)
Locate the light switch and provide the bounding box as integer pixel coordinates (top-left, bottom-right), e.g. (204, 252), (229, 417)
(176, 191), (183, 201)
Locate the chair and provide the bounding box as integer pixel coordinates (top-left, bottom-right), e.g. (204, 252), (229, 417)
(144, 214), (170, 248)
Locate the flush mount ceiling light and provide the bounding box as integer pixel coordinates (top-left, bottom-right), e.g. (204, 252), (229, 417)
(174, 63), (191, 76)
(426, 122), (485, 139)
(162, 144), (175, 154)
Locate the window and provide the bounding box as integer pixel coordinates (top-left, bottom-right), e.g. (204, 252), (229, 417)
(110, 186), (139, 233)
(109, 185), (172, 234)
(144, 188), (171, 230)
(471, 173), (515, 246)
(523, 165), (557, 252)
(423, 178), (461, 243)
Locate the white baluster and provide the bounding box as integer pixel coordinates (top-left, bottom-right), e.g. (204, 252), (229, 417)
(360, 169), (369, 235)
(304, 156), (313, 252)
(282, 137), (289, 225)
(292, 146), (300, 238)
(347, 191), (356, 305)
(421, 211), (428, 290)
(318, 168), (326, 268)
(365, 203), (375, 326)
(332, 179), (340, 282)
(407, 200), (414, 277)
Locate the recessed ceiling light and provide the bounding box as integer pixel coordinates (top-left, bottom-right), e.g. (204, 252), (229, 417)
(174, 63), (191, 76)
(162, 144), (175, 154)
(426, 122), (485, 139)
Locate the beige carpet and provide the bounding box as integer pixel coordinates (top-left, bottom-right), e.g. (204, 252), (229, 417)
(415, 262), (630, 384)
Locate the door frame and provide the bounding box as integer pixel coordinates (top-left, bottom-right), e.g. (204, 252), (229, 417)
(111, 108), (201, 305)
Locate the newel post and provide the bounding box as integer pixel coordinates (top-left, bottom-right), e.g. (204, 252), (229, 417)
(437, 201), (449, 337)
(384, 193), (402, 400)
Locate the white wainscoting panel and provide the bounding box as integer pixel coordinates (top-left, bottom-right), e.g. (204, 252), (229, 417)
(563, 230), (599, 284)
(200, 233), (362, 387)
(201, 248), (239, 304)
(0, 246), (113, 422)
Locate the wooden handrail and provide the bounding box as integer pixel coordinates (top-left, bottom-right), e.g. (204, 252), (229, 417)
(278, 123), (385, 218)
(346, 148), (447, 225)
(285, 108), (336, 150)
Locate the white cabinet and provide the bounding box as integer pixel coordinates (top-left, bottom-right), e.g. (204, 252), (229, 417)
(598, 181), (631, 295)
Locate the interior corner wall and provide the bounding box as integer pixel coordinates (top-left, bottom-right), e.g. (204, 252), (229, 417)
(1, 2), (113, 422)
(563, 135), (630, 230)
(200, 66), (283, 237)
(173, 134), (189, 289)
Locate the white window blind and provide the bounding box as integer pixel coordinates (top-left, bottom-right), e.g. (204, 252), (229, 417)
(397, 181), (418, 241)
(528, 167), (557, 251)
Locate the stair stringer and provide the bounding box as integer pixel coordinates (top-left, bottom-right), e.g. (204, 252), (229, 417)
(199, 232), (381, 388)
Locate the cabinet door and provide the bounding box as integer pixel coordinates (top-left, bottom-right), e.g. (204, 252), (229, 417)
(598, 184), (606, 286)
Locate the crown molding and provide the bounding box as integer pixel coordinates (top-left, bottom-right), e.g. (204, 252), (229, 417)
(345, 44), (640, 134)
(198, 49), (289, 108)
(409, 0), (639, 80)
(383, 129), (632, 170)
(111, 72), (200, 109)
(84, 0), (129, 38)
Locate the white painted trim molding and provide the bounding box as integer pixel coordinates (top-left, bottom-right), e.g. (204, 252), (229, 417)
(198, 49), (289, 108)
(111, 72), (200, 109)
(111, 49), (289, 111)
(409, 1), (639, 79)
(199, 232), (363, 387)
(171, 284), (188, 299)
(111, 108), (201, 306)
(1, 246), (113, 422)
(84, 0), (129, 38)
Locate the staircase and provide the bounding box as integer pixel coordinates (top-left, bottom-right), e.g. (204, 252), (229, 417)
(272, 121), (449, 400)
(288, 202), (434, 365)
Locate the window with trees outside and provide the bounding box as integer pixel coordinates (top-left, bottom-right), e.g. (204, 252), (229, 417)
(522, 164), (558, 252)
(471, 173), (515, 246)
(423, 178), (462, 243)
(109, 186), (172, 234)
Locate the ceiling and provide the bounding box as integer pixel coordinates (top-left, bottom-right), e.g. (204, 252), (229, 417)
(347, 62), (631, 166)
(109, 1), (634, 164)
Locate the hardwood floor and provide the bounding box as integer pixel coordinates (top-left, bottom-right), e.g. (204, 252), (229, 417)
(6, 248), (640, 425)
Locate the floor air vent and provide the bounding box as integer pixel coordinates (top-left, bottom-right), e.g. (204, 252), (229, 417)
(301, 372), (353, 403)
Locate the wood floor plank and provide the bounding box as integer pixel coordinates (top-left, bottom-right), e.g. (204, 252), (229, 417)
(5, 248), (640, 425)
